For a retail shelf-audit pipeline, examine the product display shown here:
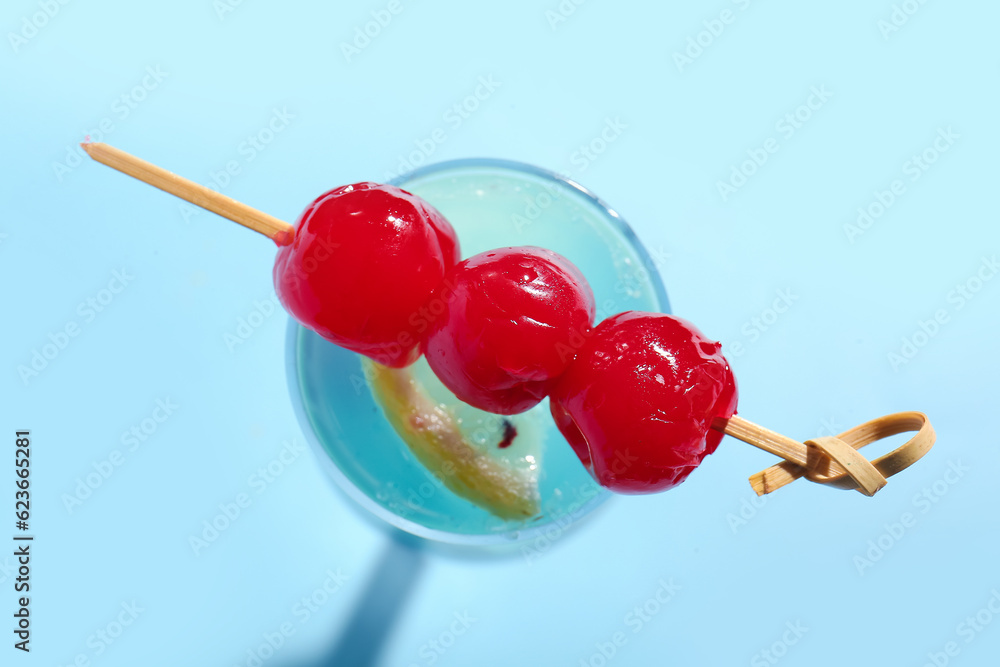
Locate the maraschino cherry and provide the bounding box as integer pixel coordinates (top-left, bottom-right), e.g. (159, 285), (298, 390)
(273, 182), (459, 368)
(549, 311), (738, 493)
(423, 247), (595, 415)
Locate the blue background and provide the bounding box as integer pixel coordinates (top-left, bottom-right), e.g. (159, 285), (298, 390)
(3, 1), (999, 665)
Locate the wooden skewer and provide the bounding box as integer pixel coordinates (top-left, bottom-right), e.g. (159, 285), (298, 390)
(749, 411), (934, 495)
(82, 142), (294, 245)
(713, 412), (934, 497)
(714, 415), (848, 477)
(84, 141), (935, 499)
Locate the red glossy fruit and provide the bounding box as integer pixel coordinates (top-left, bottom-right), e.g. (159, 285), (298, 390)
(549, 311), (738, 493)
(274, 182), (459, 367)
(423, 247), (596, 415)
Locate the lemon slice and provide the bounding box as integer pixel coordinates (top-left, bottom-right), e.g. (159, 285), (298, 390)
(363, 357), (541, 520)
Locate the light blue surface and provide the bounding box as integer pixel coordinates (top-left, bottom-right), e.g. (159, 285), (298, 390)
(3, 1), (998, 665)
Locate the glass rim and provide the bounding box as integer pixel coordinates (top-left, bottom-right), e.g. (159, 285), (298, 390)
(285, 158), (669, 545)
(389, 157), (671, 315)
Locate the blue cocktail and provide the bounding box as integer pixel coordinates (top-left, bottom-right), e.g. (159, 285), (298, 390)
(286, 159), (669, 544)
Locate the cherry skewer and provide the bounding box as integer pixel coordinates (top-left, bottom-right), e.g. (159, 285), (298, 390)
(82, 142), (936, 498)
